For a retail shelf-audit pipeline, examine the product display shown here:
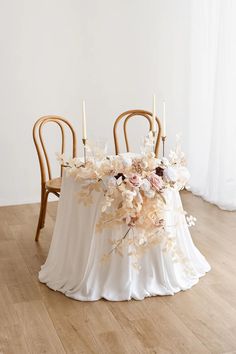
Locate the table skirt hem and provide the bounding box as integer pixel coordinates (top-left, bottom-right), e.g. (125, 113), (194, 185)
(39, 264), (211, 302)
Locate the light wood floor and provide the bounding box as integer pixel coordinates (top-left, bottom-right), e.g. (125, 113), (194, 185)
(0, 191), (236, 354)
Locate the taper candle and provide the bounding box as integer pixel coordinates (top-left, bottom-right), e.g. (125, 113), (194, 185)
(82, 100), (87, 140)
(162, 101), (166, 137)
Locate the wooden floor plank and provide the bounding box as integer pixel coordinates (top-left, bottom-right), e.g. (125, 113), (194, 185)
(163, 287), (236, 353)
(14, 300), (66, 354)
(0, 324), (30, 354)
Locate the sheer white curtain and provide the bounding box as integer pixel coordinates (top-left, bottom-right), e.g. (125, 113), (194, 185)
(187, 0), (236, 211)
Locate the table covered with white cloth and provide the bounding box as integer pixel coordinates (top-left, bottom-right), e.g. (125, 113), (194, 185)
(39, 151), (210, 301)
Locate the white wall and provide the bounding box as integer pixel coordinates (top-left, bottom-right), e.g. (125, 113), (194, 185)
(0, 0), (190, 206)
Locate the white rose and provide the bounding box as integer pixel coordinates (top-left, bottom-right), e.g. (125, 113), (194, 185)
(163, 167), (178, 183)
(120, 156), (133, 168)
(161, 157), (170, 166)
(140, 178), (151, 192)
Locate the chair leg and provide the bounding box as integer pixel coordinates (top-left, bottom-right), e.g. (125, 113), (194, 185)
(40, 191), (49, 228)
(35, 188), (47, 242)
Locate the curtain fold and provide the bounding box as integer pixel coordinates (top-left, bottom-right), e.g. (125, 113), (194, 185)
(188, 0), (236, 210)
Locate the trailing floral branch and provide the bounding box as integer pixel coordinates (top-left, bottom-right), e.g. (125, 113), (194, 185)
(57, 135), (195, 272)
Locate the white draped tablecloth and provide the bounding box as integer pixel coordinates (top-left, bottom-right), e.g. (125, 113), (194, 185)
(39, 171), (210, 301)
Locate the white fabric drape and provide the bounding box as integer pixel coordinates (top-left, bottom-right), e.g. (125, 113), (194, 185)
(188, 0), (236, 210)
(39, 174), (210, 301)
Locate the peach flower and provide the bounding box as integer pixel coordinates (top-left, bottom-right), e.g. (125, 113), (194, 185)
(148, 173), (164, 191)
(129, 174), (142, 187)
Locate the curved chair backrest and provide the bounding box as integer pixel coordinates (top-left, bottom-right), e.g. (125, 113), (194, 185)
(113, 110), (162, 156)
(33, 116), (77, 185)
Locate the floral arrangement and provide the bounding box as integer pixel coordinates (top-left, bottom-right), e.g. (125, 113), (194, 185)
(58, 134), (195, 272)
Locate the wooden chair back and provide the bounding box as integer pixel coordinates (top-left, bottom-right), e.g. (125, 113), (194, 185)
(33, 116), (77, 185)
(113, 110), (162, 156)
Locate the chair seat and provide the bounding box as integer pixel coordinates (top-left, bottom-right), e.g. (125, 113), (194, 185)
(46, 177), (62, 192)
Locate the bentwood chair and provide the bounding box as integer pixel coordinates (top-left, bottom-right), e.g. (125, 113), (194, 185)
(113, 110), (162, 156)
(33, 116), (77, 241)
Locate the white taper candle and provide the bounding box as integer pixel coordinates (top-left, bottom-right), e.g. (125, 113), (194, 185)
(162, 101), (166, 137)
(82, 100), (87, 140)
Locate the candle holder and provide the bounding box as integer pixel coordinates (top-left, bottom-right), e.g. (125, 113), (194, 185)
(82, 138), (87, 164)
(162, 136), (166, 157)
(152, 130), (157, 153)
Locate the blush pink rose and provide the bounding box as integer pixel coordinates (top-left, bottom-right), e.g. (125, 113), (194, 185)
(148, 173), (164, 191)
(129, 174), (142, 187)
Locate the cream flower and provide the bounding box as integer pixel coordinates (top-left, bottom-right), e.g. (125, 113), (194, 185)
(76, 163), (98, 179)
(120, 155), (133, 168)
(122, 189), (136, 208)
(140, 159), (148, 169)
(99, 159), (114, 176)
(163, 167), (178, 183)
(103, 176), (117, 189)
(161, 157), (170, 167)
(140, 178), (151, 192)
(122, 189), (136, 201)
